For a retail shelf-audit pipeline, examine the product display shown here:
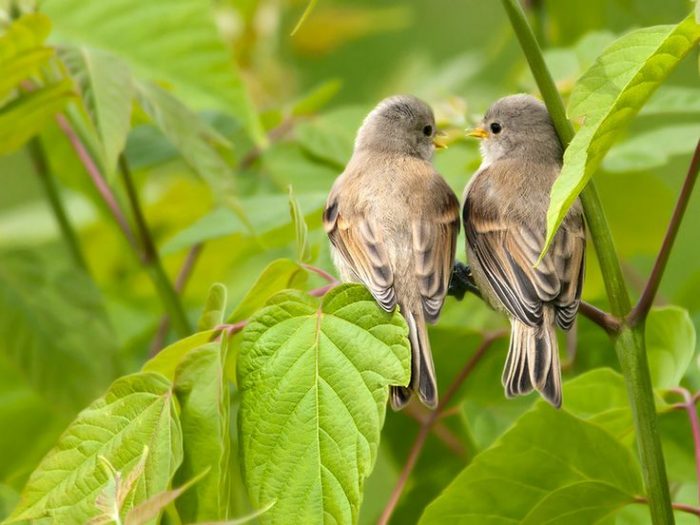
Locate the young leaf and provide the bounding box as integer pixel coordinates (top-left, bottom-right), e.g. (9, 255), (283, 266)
(0, 79), (76, 155)
(543, 15), (700, 254)
(238, 284), (410, 524)
(173, 343), (230, 522)
(143, 330), (218, 381)
(288, 186), (312, 263)
(7, 373), (182, 523)
(59, 45), (134, 178)
(646, 306), (696, 389)
(420, 404), (643, 524)
(0, 13), (53, 101)
(43, 0), (265, 143)
(198, 283), (228, 331)
(124, 469), (209, 525)
(134, 79), (235, 195)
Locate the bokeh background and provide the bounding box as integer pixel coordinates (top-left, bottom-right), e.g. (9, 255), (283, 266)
(0, 0), (698, 522)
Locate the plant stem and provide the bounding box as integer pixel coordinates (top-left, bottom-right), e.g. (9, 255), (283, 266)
(119, 155), (191, 338)
(629, 140), (700, 325)
(377, 331), (505, 525)
(499, 1), (673, 522)
(28, 138), (88, 271)
(634, 497), (700, 518)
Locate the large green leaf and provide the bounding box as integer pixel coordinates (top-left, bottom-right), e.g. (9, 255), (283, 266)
(543, 15), (700, 253)
(420, 404), (642, 524)
(134, 79), (234, 195)
(42, 0), (264, 142)
(646, 306), (697, 389)
(7, 373), (182, 523)
(0, 250), (118, 410)
(59, 45), (134, 178)
(0, 13), (54, 101)
(0, 79), (75, 155)
(143, 330), (218, 381)
(238, 285), (410, 524)
(174, 342), (230, 522)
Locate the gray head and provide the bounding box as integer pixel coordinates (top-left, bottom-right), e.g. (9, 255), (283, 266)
(354, 95), (438, 161)
(470, 94), (563, 164)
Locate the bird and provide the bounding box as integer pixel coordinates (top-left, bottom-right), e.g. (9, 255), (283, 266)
(323, 95), (460, 410)
(462, 94), (586, 408)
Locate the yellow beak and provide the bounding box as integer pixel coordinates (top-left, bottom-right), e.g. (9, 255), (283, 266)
(467, 127), (488, 139)
(433, 130), (448, 150)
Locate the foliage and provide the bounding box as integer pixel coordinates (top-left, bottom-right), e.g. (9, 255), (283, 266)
(0, 0), (698, 524)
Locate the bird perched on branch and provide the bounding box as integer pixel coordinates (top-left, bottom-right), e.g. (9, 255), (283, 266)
(323, 95), (459, 410)
(463, 94), (586, 407)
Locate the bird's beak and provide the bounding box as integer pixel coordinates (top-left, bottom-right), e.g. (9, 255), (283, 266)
(433, 130), (448, 150)
(467, 127), (488, 140)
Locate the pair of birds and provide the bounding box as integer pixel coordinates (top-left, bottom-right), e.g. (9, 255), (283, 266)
(323, 94), (586, 410)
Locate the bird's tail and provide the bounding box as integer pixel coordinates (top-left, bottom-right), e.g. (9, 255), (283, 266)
(390, 307), (438, 411)
(502, 307), (562, 408)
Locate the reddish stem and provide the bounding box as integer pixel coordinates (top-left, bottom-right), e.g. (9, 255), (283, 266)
(670, 388), (700, 506)
(302, 264), (339, 285)
(634, 496), (700, 518)
(377, 330), (506, 525)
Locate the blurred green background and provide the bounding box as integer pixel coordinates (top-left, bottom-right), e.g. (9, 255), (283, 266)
(0, 0), (698, 522)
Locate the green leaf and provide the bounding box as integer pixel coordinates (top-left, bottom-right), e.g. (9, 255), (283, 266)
(0, 79), (75, 155)
(646, 306), (697, 389)
(43, 0), (264, 143)
(226, 259), (308, 323)
(291, 79), (343, 116)
(59, 45), (134, 178)
(0, 13), (54, 101)
(420, 404), (642, 524)
(199, 283), (228, 331)
(134, 79), (234, 195)
(543, 15), (700, 254)
(174, 343), (230, 522)
(0, 250), (118, 410)
(143, 330), (218, 381)
(288, 186), (312, 263)
(294, 106), (366, 168)
(7, 373), (182, 523)
(238, 284), (410, 524)
(603, 124), (700, 173)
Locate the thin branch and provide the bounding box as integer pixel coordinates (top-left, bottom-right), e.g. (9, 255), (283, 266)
(378, 331), (506, 525)
(634, 496), (700, 518)
(403, 404), (467, 457)
(302, 263), (339, 285)
(628, 140), (700, 326)
(28, 137), (88, 271)
(578, 301), (620, 334)
(119, 155), (192, 338)
(149, 243), (204, 355)
(670, 388), (700, 506)
(55, 114), (139, 250)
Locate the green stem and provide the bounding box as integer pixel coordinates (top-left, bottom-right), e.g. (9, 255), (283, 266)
(119, 155), (192, 338)
(499, 1), (673, 523)
(28, 137), (88, 271)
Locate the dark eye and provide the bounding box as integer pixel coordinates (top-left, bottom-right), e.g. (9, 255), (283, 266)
(422, 125), (433, 136)
(490, 122), (502, 134)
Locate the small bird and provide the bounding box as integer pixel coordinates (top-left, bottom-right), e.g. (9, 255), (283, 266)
(463, 94), (586, 408)
(323, 95), (460, 410)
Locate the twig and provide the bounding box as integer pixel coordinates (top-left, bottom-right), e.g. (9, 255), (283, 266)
(403, 404), (466, 457)
(28, 137), (88, 271)
(634, 496), (700, 518)
(55, 114), (139, 249)
(119, 155), (191, 337)
(238, 117), (296, 171)
(302, 264), (339, 285)
(578, 301), (620, 334)
(628, 140), (700, 326)
(377, 331), (506, 525)
(669, 388), (700, 506)
(149, 243), (204, 355)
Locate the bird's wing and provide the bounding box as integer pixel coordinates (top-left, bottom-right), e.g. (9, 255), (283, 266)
(464, 168), (585, 328)
(323, 188), (396, 311)
(412, 180), (461, 322)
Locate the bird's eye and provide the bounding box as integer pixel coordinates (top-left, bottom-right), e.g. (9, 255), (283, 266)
(422, 125), (433, 136)
(490, 122), (502, 134)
